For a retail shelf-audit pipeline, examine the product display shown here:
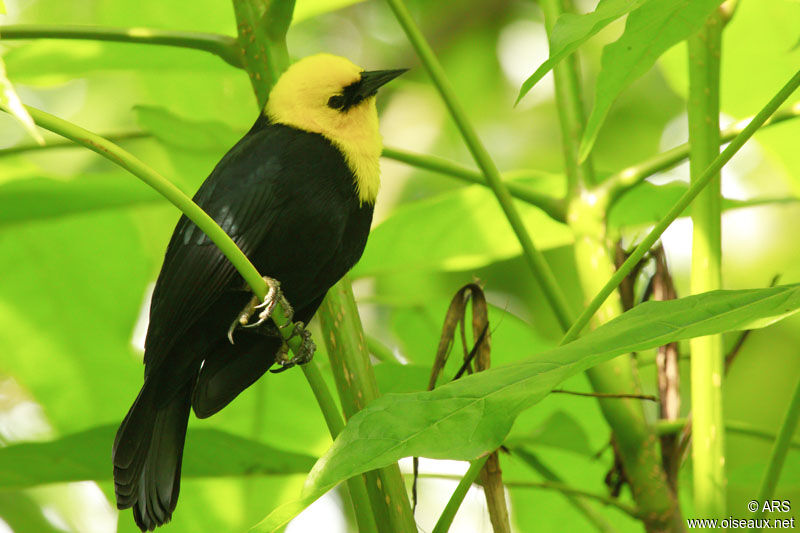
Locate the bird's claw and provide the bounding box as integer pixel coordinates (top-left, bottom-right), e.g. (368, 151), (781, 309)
(228, 276), (292, 344)
(270, 322), (315, 373)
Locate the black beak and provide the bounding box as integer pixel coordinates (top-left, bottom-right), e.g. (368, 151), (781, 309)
(356, 68), (408, 98)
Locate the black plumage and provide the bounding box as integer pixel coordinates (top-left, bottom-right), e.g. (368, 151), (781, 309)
(112, 116), (374, 530)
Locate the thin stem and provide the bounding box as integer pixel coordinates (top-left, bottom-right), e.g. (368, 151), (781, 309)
(0, 24), (242, 67)
(0, 131), (151, 156)
(561, 69), (800, 345)
(382, 146), (567, 221)
(512, 448), (620, 532)
(601, 102), (800, 207)
(301, 361), (379, 533)
(550, 389), (657, 402)
(750, 375), (800, 530)
(366, 335), (396, 363)
(384, 0), (574, 331)
(504, 480), (641, 518)
(687, 10), (725, 518)
(431, 457), (489, 533)
(539, 0), (595, 192)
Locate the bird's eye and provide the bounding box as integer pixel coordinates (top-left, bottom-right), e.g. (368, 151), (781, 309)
(327, 95), (345, 110)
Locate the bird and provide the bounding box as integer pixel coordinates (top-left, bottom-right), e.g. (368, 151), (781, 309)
(112, 53), (405, 531)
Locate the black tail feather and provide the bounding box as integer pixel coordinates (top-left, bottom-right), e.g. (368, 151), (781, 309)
(113, 377), (194, 531)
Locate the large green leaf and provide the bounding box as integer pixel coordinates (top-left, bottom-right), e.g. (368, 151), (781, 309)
(0, 173), (163, 226)
(0, 424), (316, 489)
(352, 185), (572, 277)
(255, 284), (800, 530)
(134, 105), (241, 152)
(579, 0), (723, 160)
(516, 0), (648, 104)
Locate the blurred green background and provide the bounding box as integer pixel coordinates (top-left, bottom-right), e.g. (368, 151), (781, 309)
(0, 0), (799, 531)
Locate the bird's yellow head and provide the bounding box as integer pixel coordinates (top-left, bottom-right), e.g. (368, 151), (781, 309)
(265, 54), (405, 205)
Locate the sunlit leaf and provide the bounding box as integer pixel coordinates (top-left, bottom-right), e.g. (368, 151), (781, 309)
(0, 492), (64, 533)
(260, 285), (800, 531)
(0, 425), (316, 489)
(353, 185), (573, 277)
(579, 0), (723, 161)
(516, 0), (648, 104)
(0, 56), (44, 144)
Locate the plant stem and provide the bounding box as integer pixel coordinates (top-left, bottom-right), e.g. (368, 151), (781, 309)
(366, 335), (397, 363)
(600, 103), (800, 207)
(0, 131), (151, 156)
(562, 69), (800, 345)
(539, 0), (595, 193)
(382, 146), (567, 221)
(431, 457), (489, 533)
(687, 10), (725, 518)
(513, 448), (620, 532)
(384, 0), (574, 331)
(0, 24), (242, 67)
(750, 375), (800, 530)
(540, 1), (681, 529)
(319, 278), (416, 533)
(232, 0), (293, 109)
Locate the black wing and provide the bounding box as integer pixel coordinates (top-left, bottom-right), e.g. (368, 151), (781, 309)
(142, 123), (357, 373)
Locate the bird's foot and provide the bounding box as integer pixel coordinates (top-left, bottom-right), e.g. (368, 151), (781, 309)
(227, 276), (293, 344)
(270, 322), (316, 373)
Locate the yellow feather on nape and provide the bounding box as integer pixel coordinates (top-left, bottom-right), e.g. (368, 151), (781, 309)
(265, 54), (383, 205)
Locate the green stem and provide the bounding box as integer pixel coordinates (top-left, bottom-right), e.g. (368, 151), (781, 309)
(384, 0), (574, 331)
(0, 24), (242, 67)
(540, 0), (595, 192)
(301, 361), (379, 533)
(232, 0), (294, 109)
(750, 375), (800, 530)
(366, 335), (396, 363)
(687, 11), (725, 518)
(319, 278), (416, 533)
(513, 448), (620, 532)
(540, 1), (680, 529)
(381, 146), (567, 221)
(0, 131), (151, 157)
(562, 69), (800, 345)
(431, 457), (489, 533)
(600, 103), (800, 207)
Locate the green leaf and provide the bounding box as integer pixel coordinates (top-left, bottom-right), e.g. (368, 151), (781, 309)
(607, 181), (800, 229)
(0, 424), (317, 489)
(352, 185), (572, 277)
(516, 0), (648, 104)
(0, 174), (163, 226)
(578, 0), (723, 161)
(0, 492), (65, 533)
(505, 410), (594, 457)
(274, 285), (800, 529)
(0, 56), (44, 144)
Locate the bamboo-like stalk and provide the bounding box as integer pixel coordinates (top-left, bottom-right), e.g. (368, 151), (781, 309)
(318, 278), (417, 533)
(0, 24), (242, 66)
(384, 0), (575, 331)
(539, 0), (682, 529)
(687, 10), (725, 518)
